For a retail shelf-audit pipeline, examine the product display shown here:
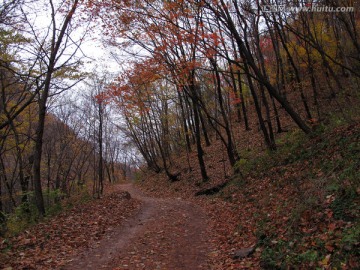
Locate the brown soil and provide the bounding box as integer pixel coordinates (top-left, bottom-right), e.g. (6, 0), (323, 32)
(62, 183), (213, 270)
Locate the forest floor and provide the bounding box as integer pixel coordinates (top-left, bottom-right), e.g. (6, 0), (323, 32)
(0, 183), (213, 270)
(0, 120), (359, 270)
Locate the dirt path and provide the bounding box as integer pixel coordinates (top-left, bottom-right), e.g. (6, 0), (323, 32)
(63, 184), (212, 270)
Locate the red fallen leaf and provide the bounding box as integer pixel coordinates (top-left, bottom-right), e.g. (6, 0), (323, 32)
(349, 255), (359, 268)
(325, 244), (334, 252)
(326, 209), (333, 219)
(328, 223), (337, 231)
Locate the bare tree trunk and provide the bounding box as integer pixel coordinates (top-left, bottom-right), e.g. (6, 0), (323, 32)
(210, 58), (240, 166)
(189, 84), (209, 182)
(199, 110), (211, 147)
(237, 72), (250, 130)
(97, 101), (104, 197)
(32, 0), (79, 216)
(243, 61), (273, 150)
(178, 90), (192, 152)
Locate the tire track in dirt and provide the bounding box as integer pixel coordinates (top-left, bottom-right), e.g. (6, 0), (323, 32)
(63, 184), (212, 270)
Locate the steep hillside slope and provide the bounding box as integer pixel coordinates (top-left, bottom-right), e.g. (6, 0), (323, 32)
(137, 121), (360, 269)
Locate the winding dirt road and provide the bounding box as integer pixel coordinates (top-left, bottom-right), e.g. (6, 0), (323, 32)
(63, 184), (212, 270)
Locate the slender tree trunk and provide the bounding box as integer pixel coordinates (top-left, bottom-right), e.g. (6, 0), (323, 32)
(305, 44), (321, 119)
(185, 94), (196, 145)
(32, 0), (79, 216)
(178, 90), (191, 152)
(0, 156), (17, 208)
(271, 97), (283, 133)
(32, 92), (48, 216)
(189, 84), (209, 182)
(211, 58), (240, 165)
(260, 85), (276, 150)
(97, 101), (104, 197)
(243, 61), (273, 149)
(199, 110), (211, 146)
(237, 72), (250, 130)
(6, 116), (29, 203)
(193, 103), (208, 181)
